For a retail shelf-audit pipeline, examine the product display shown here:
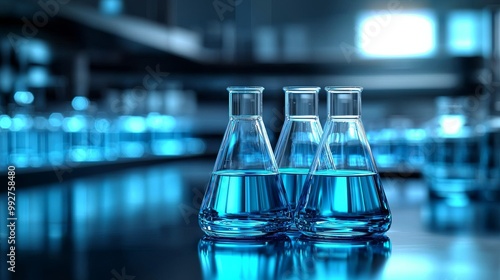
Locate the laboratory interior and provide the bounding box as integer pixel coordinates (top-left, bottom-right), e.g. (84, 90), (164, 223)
(1, 0), (500, 279)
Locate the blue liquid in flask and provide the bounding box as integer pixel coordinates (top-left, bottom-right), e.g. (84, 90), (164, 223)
(295, 86), (392, 238)
(199, 170), (290, 237)
(296, 170), (391, 238)
(279, 168), (309, 210)
(199, 86), (291, 238)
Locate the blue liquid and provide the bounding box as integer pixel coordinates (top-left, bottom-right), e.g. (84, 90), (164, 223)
(199, 170), (291, 238)
(279, 168), (309, 232)
(296, 170), (391, 238)
(280, 168), (309, 210)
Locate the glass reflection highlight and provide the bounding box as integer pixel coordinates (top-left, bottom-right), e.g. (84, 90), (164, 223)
(295, 235), (391, 280)
(198, 236), (293, 280)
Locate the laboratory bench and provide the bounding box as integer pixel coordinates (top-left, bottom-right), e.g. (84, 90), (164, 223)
(1, 159), (499, 280)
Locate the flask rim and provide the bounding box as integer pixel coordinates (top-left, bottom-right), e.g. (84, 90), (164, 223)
(325, 86), (363, 92)
(283, 86), (321, 93)
(227, 86), (264, 93)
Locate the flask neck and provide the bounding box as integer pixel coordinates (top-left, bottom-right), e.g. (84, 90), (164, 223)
(326, 86), (363, 118)
(228, 86), (264, 117)
(284, 86), (320, 117)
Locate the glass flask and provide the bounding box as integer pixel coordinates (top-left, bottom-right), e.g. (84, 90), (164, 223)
(295, 86), (391, 238)
(274, 86), (323, 231)
(198, 86), (291, 238)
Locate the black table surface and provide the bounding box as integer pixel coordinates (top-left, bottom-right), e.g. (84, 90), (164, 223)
(1, 159), (499, 280)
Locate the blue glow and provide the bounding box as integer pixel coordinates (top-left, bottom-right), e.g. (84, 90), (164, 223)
(95, 118), (110, 132)
(357, 10), (436, 58)
(14, 91), (34, 105)
(0, 115), (11, 129)
(100, 0), (123, 15)
(405, 128), (427, 141)
(70, 147), (88, 162)
(48, 113), (64, 128)
(63, 115), (87, 132)
(447, 11), (481, 56)
(71, 96), (90, 111)
(121, 116), (147, 133)
(27, 40), (51, 64)
(10, 114), (32, 131)
(120, 142), (145, 158)
(27, 66), (49, 87)
(147, 113), (176, 131)
(152, 139), (184, 156)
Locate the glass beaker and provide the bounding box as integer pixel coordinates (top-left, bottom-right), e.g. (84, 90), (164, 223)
(274, 86), (323, 231)
(422, 96), (482, 198)
(295, 86), (391, 238)
(198, 86), (291, 238)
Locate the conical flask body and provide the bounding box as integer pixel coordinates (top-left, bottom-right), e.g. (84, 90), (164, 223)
(275, 87), (323, 231)
(199, 87), (291, 238)
(296, 87), (391, 238)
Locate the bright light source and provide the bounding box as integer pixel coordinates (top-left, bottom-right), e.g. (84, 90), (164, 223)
(357, 11), (436, 58)
(447, 10), (482, 56)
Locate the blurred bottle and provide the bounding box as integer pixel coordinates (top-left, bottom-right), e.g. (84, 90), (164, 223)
(482, 94), (500, 201)
(423, 96), (483, 198)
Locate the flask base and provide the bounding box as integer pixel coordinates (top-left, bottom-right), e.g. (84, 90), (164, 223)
(199, 215), (291, 239)
(295, 215), (391, 239)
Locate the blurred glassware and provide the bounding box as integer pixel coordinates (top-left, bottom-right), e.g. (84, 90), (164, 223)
(198, 236), (293, 280)
(482, 116), (500, 201)
(47, 112), (66, 165)
(295, 235), (391, 280)
(422, 197), (500, 234)
(0, 114), (11, 168)
(9, 113), (34, 168)
(422, 96), (484, 199)
(118, 115), (147, 158)
(274, 86), (323, 232)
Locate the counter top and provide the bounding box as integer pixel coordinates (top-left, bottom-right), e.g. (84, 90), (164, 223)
(1, 160), (499, 279)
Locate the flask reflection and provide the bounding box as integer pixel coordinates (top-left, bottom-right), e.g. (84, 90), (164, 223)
(198, 236), (293, 280)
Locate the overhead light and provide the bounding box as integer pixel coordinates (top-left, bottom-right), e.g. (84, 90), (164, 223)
(357, 10), (436, 58)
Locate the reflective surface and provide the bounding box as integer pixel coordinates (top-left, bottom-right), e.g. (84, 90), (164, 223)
(0, 160), (499, 279)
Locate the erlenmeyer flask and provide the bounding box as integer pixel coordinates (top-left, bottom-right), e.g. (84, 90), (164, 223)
(199, 86), (291, 238)
(274, 86), (323, 231)
(296, 86), (391, 238)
